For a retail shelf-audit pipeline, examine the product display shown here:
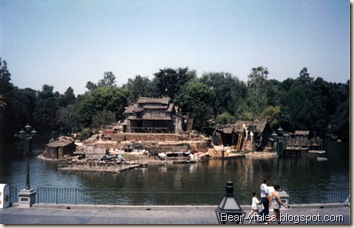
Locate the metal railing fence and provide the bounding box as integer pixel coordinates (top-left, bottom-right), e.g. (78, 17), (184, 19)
(9, 186), (18, 204)
(9, 186), (349, 206)
(286, 187), (350, 204)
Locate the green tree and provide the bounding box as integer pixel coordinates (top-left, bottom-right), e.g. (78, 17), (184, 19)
(0, 59), (13, 99)
(200, 72), (246, 117)
(215, 112), (235, 125)
(92, 110), (116, 130)
(86, 81), (97, 93)
(247, 66), (269, 118)
(259, 105), (281, 128)
(266, 79), (281, 107)
(86, 72), (117, 92)
(123, 75), (157, 103)
(175, 80), (213, 131)
(76, 86), (128, 128)
(57, 104), (77, 135)
(153, 67), (195, 100)
(58, 87), (76, 107)
(279, 68), (323, 133)
(33, 85), (60, 134)
(97, 72), (116, 87)
(10, 87), (37, 130)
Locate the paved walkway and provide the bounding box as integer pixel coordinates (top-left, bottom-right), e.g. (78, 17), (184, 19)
(0, 203), (350, 225)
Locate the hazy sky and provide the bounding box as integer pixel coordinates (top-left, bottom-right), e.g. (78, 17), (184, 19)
(1, 0), (350, 95)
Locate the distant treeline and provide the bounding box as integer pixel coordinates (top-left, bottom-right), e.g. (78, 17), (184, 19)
(0, 59), (349, 146)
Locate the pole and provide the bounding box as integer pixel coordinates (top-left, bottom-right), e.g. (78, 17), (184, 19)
(26, 137), (31, 190)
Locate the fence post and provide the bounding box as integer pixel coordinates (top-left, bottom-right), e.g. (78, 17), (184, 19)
(36, 187), (39, 203)
(75, 188), (77, 205)
(56, 188), (58, 204)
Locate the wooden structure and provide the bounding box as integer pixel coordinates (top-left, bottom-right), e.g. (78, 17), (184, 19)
(233, 121), (272, 151)
(123, 97), (187, 133)
(283, 130), (325, 158)
(205, 120), (273, 151)
(287, 130), (310, 148)
(45, 140), (76, 159)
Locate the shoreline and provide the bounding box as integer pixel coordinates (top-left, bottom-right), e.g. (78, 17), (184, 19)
(39, 151), (278, 173)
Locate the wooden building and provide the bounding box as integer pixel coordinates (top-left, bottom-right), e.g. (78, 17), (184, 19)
(45, 140), (76, 159)
(287, 130), (310, 148)
(207, 120), (273, 151)
(123, 97), (186, 133)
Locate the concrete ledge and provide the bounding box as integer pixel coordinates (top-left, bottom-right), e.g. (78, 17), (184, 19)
(11, 202), (347, 210)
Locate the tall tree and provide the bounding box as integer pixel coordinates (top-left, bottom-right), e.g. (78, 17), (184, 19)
(259, 105), (281, 128)
(153, 67), (195, 100)
(0, 59), (13, 99)
(247, 66), (269, 118)
(86, 72), (117, 92)
(279, 68), (322, 133)
(92, 110), (116, 130)
(76, 86), (129, 128)
(199, 72), (246, 117)
(33, 85), (60, 134)
(58, 87), (76, 107)
(86, 81), (97, 93)
(57, 104), (77, 135)
(0, 59), (15, 143)
(97, 72), (116, 87)
(175, 80), (213, 131)
(123, 75), (157, 103)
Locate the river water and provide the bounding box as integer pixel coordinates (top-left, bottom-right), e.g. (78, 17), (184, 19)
(0, 141), (349, 203)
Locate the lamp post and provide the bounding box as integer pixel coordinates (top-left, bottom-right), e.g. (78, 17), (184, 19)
(215, 181), (246, 224)
(276, 126), (283, 156)
(272, 127), (288, 188)
(272, 126), (284, 156)
(16, 123), (37, 208)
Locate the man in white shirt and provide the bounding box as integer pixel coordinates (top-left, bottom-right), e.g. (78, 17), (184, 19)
(258, 177), (270, 221)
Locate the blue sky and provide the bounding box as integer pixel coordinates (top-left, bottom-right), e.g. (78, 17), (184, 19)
(1, 0), (350, 95)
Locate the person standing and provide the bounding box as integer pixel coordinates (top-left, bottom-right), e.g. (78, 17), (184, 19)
(243, 123), (249, 140)
(247, 191), (262, 223)
(258, 177), (271, 222)
(267, 184), (288, 224)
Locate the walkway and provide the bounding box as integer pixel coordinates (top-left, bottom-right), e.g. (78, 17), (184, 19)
(0, 203), (350, 225)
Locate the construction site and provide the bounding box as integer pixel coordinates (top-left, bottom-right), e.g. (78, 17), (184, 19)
(40, 97), (274, 172)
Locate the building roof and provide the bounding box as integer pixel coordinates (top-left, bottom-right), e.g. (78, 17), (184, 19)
(143, 105), (168, 110)
(294, 130), (310, 135)
(124, 97), (172, 114)
(123, 105), (143, 114)
(137, 97), (170, 105)
(167, 103), (174, 112)
(46, 140), (73, 148)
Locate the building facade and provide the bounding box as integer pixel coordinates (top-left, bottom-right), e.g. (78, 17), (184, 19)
(123, 97), (185, 133)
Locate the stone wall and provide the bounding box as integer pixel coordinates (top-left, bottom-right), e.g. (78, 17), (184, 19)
(113, 133), (187, 142)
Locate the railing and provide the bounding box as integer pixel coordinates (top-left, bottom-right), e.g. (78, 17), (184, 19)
(35, 188), (226, 205)
(9, 186), (19, 204)
(286, 187), (350, 204)
(127, 127), (171, 133)
(9, 186), (349, 206)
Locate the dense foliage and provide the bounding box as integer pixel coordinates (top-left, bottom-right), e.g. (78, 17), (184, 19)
(0, 58), (350, 151)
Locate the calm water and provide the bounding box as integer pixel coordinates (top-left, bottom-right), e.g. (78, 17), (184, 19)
(0, 141), (349, 194)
